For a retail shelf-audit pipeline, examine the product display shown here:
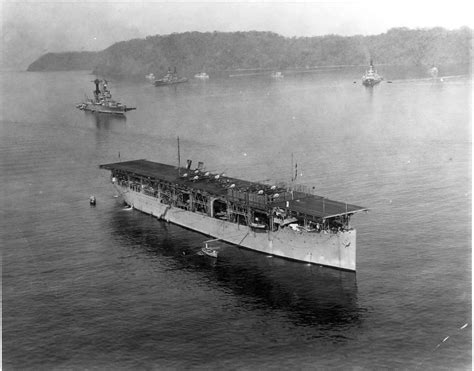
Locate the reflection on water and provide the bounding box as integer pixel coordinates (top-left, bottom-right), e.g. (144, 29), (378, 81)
(83, 111), (127, 130)
(109, 207), (363, 333)
(365, 85), (375, 101)
(81, 112), (128, 153)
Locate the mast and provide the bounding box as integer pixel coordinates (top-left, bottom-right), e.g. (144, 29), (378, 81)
(93, 78), (101, 100)
(291, 153), (297, 182)
(177, 136), (181, 175)
(291, 153), (294, 183)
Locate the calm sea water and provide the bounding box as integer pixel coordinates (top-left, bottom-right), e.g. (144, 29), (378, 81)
(2, 65), (471, 369)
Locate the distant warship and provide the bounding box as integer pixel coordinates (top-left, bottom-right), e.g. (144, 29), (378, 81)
(154, 68), (188, 86)
(76, 79), (136, 114)
(362, 60), (383, 87)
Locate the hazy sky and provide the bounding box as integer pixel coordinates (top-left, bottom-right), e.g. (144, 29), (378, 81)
(1, 0), (473, 69)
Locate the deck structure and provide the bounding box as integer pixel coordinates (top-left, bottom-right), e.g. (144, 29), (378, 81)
(100, 159), (367, 270)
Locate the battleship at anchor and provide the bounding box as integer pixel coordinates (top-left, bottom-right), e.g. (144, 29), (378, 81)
(76, 79), (136, 115)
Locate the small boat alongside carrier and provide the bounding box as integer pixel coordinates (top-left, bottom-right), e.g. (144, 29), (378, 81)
(201, 239), (220, 258)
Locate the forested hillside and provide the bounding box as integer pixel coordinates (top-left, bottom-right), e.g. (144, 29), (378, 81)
(27, 27), (472, 76)
(27, 51), (101, 72)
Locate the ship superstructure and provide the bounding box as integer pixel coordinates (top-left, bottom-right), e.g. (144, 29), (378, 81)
(100, 159), (367, 271)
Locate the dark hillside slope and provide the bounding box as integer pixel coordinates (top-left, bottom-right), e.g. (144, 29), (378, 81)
(27, 51), (101, 71)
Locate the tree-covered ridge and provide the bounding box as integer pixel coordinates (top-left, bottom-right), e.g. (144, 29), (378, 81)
(28, 28), (472, 76)
(27, 51), (101, 72)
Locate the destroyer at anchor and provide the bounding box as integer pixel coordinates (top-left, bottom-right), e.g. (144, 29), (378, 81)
(100, 156), (367, 271)
(76, 79), (136, 114)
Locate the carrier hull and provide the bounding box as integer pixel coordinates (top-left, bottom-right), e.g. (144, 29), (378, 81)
(114, 183), (357, 271)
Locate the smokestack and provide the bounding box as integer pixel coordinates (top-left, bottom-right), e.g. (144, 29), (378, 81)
(94, 79), (101, 95)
